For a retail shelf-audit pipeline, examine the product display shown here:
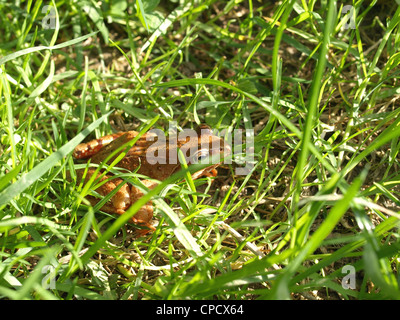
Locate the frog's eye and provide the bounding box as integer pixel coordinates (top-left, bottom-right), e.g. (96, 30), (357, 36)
(192, 149), (209, 163)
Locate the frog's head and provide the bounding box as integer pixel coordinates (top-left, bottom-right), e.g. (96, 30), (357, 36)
(177, 125), (231, 180)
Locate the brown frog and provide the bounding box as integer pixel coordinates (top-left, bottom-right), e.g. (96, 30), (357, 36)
(72, 125), (231, 231)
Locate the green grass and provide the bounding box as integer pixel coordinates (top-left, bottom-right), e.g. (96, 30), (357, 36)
(1, 0), (400, 300)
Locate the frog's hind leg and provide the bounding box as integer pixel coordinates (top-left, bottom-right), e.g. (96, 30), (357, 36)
(75, 168), (131, 213)
(79, 169), (156, 232)
(127, 180), (158, 235)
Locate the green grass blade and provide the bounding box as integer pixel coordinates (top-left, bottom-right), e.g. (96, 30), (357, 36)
(0, 31), (99, 66)
(0, 113), (111, 209)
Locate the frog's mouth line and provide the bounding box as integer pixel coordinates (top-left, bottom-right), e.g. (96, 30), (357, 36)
(191, 164), (219, 180)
